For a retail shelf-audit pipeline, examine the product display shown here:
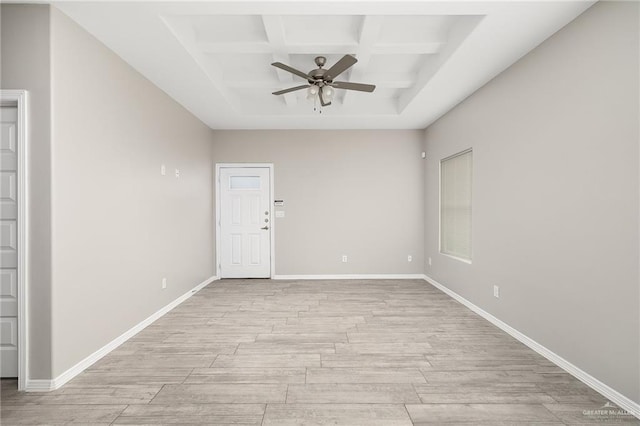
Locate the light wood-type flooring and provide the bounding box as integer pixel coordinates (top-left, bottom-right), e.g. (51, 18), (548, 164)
(2, 279), (638, 425)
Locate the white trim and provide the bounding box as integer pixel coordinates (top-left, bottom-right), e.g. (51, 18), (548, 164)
(1, 90), (29, 391)
(273, 274), (425, 280)
(215, 163), (275, 279)
(24, 380), (55, 392)
(423, 274), (640, 420)
(440, 252), (473, 265)
(24, 275), (219, 392)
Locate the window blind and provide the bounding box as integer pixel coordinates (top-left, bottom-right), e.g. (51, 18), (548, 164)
(440, 149), (472, 261)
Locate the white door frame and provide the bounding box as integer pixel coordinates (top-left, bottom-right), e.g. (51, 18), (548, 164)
(1, 90), (29, 391)
(215, 163), (275, 279)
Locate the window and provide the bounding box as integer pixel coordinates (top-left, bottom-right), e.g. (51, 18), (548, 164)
(229, 176), (261, 190)
(440, 149), (472, 262)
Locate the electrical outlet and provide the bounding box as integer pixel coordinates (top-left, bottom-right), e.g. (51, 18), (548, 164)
(342, 255), (348, 263)
(160, 164), (166, 176)
(407, 255), (412, 262)
(175, 168), (180, 178)
(493, 285), (500, 298)
(428, 257), (432, 266)
(162, 278), (167, 289)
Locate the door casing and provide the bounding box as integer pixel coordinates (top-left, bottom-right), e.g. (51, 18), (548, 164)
(0, 90), (29, 391)
(215, 163), (275, 279)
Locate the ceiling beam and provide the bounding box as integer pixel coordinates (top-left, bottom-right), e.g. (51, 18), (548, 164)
(261, 15), (298, 107)
(198, 42), (361, 55)
(397, 16), (477, 113)
(341, 15), (383, 107)
(372, 42), (444, 55)
(225, 75), (413, 89)
(164, 17), (241, 111)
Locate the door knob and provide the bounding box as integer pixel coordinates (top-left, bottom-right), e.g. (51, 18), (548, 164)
(261, 226), (269, 230)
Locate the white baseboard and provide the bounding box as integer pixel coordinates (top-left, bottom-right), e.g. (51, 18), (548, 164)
(273, 274), (425, 280)
(423, 274), (640, 420)
(25, 275), (219, 392)
(23, 379), (56, 392)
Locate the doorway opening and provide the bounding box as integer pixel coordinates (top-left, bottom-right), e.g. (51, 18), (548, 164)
(215, 164), (275, 279)
(0, 90), (29, 391)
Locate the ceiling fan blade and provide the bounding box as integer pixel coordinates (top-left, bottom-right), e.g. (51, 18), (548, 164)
(319, 87), (331, 107)
(332, 81), (376, 92)
(271, 62), (311, 81)
(272, 85), (310, 96)
(325, 54), (358, 80)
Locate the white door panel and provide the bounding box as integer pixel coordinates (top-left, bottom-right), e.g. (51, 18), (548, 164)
(0, 318), (18, 377)
(0, 270), (17, 317)
(0, 122), (16, 171)
(220, 167), (271, 278)
(0, 106), (18, 377)
(0, 172), (17, 220)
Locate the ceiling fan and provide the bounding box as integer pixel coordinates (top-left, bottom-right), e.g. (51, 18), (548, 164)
(271, 54), (376, 107)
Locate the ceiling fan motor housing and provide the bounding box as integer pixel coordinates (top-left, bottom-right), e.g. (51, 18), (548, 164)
(308, 56), (330, 85)
(308, 69), (328, 85)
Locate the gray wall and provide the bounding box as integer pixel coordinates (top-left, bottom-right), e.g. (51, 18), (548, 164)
(1, 4), (53, 380)
(48, 8), (215, 377)
(213, 130), (425, 276)
(423, 1), (639, 403)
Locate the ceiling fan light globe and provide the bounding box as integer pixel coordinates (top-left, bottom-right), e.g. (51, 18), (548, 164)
(308, 85), (319, 96)
(324, 86), (334, 100)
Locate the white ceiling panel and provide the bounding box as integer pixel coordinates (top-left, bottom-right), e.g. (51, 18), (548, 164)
(52, 1), (596, 129)
(377, 15), (456, 44)
(192, 15), (268, 44)
(282, 15), (364, 45)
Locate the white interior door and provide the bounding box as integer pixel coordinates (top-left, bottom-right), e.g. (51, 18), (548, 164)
(0, 106), (19, 377)
(219, 167), (271, 278)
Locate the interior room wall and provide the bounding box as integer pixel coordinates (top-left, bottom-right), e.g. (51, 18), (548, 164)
(423, 1), (639, 403)
(213, 130), (425, 276)
(49, 8), (215, 377)
(0, 4), (53, 380)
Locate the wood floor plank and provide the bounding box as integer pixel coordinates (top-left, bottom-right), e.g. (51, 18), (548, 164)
(347, 332), (435, 343)
(335, 342), (432, 354)
(0, 404), (127, 424)
(263, 404), (413, 425)
(212, 354), (321, 368)
(235, 342), (336, 354)
(185, 367), (306, 384)
(321, 354), (432, 368)
(64, 369), (192, 386)
(150, 383), (287, 404)
(405, 403), (561, 424)
(255, 333), (347, 343)
(3, 385), (163, 405)
(415, 383), (556, 404)
(287, 384), (421, 404)
(306, 367), (427, 384)
(113, 403), (265, 425)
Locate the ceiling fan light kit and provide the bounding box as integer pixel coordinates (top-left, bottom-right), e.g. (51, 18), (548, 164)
(272, 54), (376, 111)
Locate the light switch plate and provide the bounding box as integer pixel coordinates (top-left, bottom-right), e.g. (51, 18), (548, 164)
(275, 211), (285, 218)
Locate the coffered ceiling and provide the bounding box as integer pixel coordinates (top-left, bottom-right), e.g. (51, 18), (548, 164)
(54, 1), (595, 129)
